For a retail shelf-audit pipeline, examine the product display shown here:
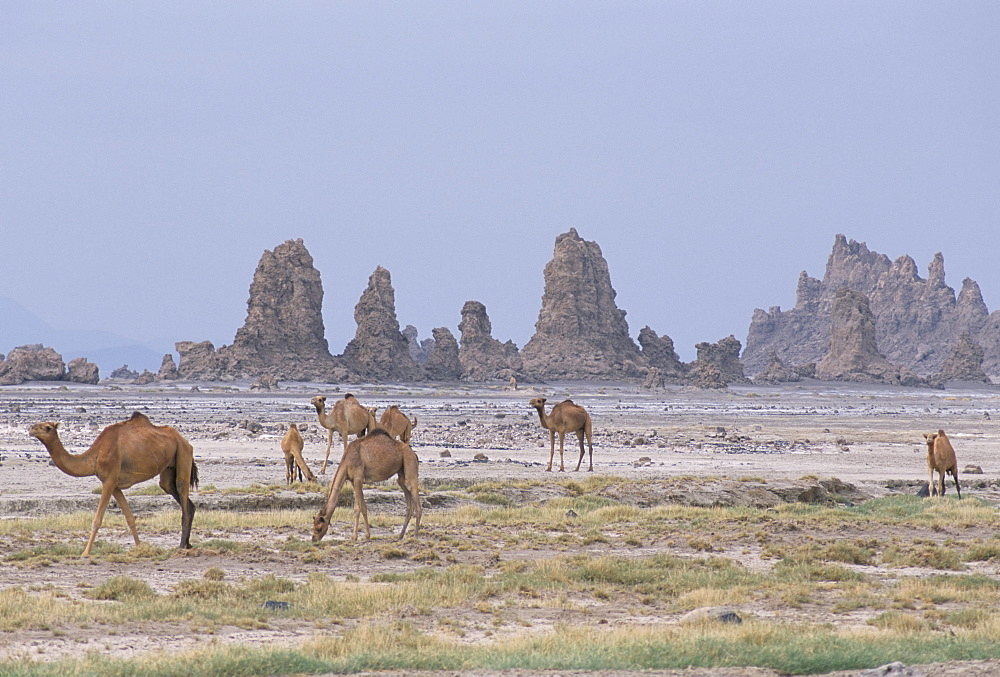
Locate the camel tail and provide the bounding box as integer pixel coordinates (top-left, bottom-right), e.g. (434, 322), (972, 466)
(190, 461), (199, 490)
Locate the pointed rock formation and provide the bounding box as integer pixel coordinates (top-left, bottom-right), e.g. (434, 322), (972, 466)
(934, 333), (990, 384)
(457, 300), (523, 381)
(424, 327), (462, 380)
(342, 266), (422, 381)
(157, 354), (179, 381)
(521, 229), (644, 379)
(176, 239), (348, 382)
(815, 289), (925, 386)
(637, 327), (688, 384)
(744, 234), (999, 379)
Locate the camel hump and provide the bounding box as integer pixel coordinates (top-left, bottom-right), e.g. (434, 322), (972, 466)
(563, 399), (575, 405)
(344, 393), (356, 400)
(367, 428), (392, 439)
(129, 411), (153, 425)
(938, 429), (946, 436)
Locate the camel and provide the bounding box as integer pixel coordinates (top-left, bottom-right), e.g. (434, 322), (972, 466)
(281, 423), (316, 484)
(311, 394), (377, 474)
(312, 429), (422, 543)
(529, 397), (594, 472)
(378, 405), (418, 444)
(28, 412), (198, 556)
(923, 430), (962, 499)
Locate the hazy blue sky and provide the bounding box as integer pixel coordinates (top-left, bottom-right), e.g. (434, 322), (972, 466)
(2, 2), (997, 368)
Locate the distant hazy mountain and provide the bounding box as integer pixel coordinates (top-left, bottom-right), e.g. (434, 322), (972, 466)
(0, 297), (165, 375)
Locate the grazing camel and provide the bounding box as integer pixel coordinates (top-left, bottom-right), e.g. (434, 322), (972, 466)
(923, 430), (962, 499)
(529, 397), (594, 472)
(312, 429), (422, 543)
(28, 412), (198, 556)
(281, 423), (316, 484)
(379, 405), (418, 444)
(311, 394), (377, 474)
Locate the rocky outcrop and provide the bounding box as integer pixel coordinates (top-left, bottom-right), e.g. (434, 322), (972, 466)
(342, 266), (422, 381)
(423, 327), (462, 380)
(157, 354), (179, 381)
(744, 234), (1000, 379)
(521, 229), (644, 379)
(688, 363), (728, 389)
(934, 332), (990, 384)
(66, 357), (99, 384)
(403, 325), (434, 365)
(0, 345), (66, 385)
(176, 239), (348, 382)
(133, 370), (157, 385)
(176, 341), (228, 381)
(110, 365), (139, 380)
(457, 301), (523, 381)
(637, 327), (688, 384)
(691, 336), (750, 385)
(753, 352), (800, 385)
(815, 289), (925, 386)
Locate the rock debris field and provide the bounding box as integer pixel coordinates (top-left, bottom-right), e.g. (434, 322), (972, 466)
(3, 379), (1000, 675)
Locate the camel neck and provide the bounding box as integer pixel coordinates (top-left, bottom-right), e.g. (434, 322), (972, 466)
(533, 407), (550, 430)
(42, 436), (98, 477)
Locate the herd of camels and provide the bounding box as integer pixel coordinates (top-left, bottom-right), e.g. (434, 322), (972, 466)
(26, 394), (595, 555)
(27, 393), (961, 557)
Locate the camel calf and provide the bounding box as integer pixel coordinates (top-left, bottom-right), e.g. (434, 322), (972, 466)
(281, 423), (316, 484)
(923, 430), (962, 499)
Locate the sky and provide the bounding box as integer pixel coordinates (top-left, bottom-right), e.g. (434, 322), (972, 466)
(2, 1), (998, 370)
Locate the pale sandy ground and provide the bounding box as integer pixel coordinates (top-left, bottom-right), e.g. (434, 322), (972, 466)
(2, 379), (1000, 676)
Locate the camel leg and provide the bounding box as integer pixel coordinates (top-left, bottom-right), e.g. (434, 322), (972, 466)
(952, 469), (962, 499)
(938, 470), (946, 498)
(113, 488), (141, 547)
(573, 430), (586, 472)
(319, 429), (334, 474)
(83, 482), (116, 556)
(313, 467), (348, 542)
(396, 465), (422, 539)
(546, 430), (556, 471)
(159, 464), (196, 550)
(585, 429), (594, 472)
(557, 432), (566, 472)
(351, 481), (371, 541)
(928, 465), (936, 497)
(285, 455), (294, 484)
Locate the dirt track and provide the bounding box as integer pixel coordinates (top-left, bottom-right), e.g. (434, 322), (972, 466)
(2, 379), (1000, 675)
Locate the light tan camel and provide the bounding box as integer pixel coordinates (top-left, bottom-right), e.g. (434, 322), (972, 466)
(311, 394), (377, 474)
(281, 423), (316, 484)
(29, 412), (198, 556)
(312, 429), (422, 542)
(529, 397), (594, 472)
(923, 430), (962, 498)
(378, 405), (418, 444)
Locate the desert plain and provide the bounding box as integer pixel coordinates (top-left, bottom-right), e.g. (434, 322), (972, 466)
(3, 379), (1000, 676)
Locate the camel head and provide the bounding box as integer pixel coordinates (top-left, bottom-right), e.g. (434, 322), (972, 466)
(312, 513), (331, 542)
(924, 431), (939, 446)
(529, 397), (547, 410)
(28, 421), (60, 443)
(310, 395), (326, 411)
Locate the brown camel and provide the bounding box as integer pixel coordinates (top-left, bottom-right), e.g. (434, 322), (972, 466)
(312, 429), (422, 543)
(529, 397), (594, 472)
(28, 412), (198, 556)
(281, 423), (316, 484)
(924, 430), (962, 498)
(378, 405), (418, 444)
(311, 394), (377, 474)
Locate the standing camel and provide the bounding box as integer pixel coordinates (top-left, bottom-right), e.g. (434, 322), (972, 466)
(312, 429), (422, 543)
(29, 411), (198, 556)
(311, 394), (377, 474)
(281, 423), (316, 484)
(378, 405), (418, 444)
(529, 397), (594, 472)
(924, 430), (962, 498)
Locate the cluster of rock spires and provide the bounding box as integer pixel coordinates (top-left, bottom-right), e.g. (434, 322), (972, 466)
(744, 234), (998, 386)
(3, 232), (999, 388)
